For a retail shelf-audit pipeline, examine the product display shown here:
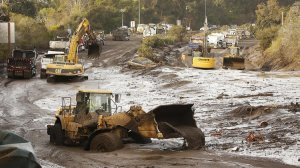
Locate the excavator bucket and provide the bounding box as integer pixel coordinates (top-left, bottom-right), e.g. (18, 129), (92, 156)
(88, 41), (102, 58)
(149, 104), (205, 149)
(223, 57), (245, 70)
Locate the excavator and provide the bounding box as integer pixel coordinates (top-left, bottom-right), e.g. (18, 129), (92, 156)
(47, 89), (205, 152)
(223, 46), (245, 70)
(46, 18), (102, 82)
(192, 3), (215, 69)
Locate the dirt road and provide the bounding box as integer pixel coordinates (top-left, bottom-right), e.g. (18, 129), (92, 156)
(0, 36), (299, 168)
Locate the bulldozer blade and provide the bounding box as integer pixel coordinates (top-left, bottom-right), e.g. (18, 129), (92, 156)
(88, 42), (102, 58)
(223, 57), (245, 70)
(149, 104), (205, 149)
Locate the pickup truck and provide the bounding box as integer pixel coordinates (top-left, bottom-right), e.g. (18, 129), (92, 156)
(40, 51), (64, 79)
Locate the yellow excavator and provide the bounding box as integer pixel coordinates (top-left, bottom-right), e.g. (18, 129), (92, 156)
(223, 46), (245, 70)
(47, 89), (205, 152)
(192, 8), (215, 69)
(46, 18), (102, 82)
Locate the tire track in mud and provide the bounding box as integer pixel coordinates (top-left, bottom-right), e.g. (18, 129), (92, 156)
(4, 78), (14, 87)
(1, 80), (53, 131)
(87, 36), (141, 68)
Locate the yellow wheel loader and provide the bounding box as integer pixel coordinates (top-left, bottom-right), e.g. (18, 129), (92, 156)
(46, 18), (102, 82)
(223, 46), (245, 70)
(47, 90), (205, 152)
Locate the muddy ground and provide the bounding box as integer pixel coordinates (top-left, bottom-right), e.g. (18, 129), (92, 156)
(0, 35), (299, 168)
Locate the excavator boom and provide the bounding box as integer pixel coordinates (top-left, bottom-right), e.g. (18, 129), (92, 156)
(68, 18), (101, 63)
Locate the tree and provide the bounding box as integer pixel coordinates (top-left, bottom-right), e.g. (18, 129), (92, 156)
(255, 0), (283, 49)
(10, 0), (37, 17)
(256, 0), (282, 29)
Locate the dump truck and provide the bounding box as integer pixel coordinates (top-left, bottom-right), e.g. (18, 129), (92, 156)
(47, 89), (205, 152)
(7, 49), (37, 78)
(112, 27), (130, 41)
(207, 33), (225, 49)
(223, 46), (245, 70)
(143, 24), (157, 38)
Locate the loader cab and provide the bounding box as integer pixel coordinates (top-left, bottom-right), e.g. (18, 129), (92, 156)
(76, 90), (116, 114)
(229, 47), (240, 57)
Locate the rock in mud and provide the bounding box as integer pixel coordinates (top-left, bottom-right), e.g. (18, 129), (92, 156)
(230, 105), (275, 118)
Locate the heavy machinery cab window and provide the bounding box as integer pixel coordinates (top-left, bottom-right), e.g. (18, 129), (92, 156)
(89, 93), (111, 114)
(53, 55), (72, 64)
(13, 50), (36, 59)
(230, 47), (239, 55)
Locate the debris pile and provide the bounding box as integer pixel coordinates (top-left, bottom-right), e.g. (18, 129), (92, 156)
(246, 131), (264, 143)
(128, 44), (186, 69)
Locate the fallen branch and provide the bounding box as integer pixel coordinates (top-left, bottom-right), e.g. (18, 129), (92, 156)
(234, 92), (273, 98)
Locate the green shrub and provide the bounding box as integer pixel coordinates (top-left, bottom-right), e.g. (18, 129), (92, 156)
(255, 26), (280, 50)
(138, 35), (175, 61)
(137, 26), (186, 61)
(138, 45), (153, 58)
(166, 25), (186, 42)
(262, 17), (300, 70)
(11, 13), (50, 49)
(0, 45), (9, 61)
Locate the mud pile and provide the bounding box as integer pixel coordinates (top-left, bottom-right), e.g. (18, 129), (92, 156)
(230, 103), (300, 118)
(128, 43), (186, 69)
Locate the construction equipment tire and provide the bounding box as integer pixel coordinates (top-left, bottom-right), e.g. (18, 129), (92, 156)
(40, 72), (46, 79)
(128, 131), (152, 144)
(90, 132), (123, 152)
(52, 123), (64, 145)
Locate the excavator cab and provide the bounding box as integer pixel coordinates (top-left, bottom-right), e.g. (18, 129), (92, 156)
(53, 55), (67, 63)
(223, 46), (245, 70)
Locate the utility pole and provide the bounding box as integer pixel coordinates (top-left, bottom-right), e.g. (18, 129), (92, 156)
(7, 22), (10, 61)
(281, 11), (284, 26)
(204, 0), (208, 57)
(122, 12), (124, 27)
(139, 0), (141, 24)
(121, 9), (126, 27)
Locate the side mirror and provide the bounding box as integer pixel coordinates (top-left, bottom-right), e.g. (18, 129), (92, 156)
(114, 94), (121, 103)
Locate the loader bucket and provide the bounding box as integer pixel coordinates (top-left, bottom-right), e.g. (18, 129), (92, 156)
(149, 104), (205, 149)
(150, 104), (197, 128)
(88, 41), (102, 58)
(223, 57), (245, 70)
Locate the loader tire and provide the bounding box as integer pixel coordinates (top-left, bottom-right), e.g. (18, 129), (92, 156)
(90, 132), (123, 152)
(128, 131), (152, 144)
(52, 123), (64, 145)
